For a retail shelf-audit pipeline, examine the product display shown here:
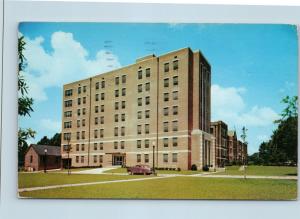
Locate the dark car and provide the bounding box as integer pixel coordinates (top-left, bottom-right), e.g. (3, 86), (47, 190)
(127, 165), (153, 175)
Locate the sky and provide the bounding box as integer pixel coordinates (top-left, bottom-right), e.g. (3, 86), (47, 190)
(18, 23), (298, 155)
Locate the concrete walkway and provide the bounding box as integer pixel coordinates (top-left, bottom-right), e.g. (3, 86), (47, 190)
(187, 174), (298, 180)
(75, 166), (120, 174)
(18, 175), (174, 193)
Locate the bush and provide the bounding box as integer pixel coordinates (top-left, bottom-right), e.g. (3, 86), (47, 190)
(99, 164), (102, 168)
(177, 168), (181, 171)
(191, 164), (197, 171)
(202, 165), (209, 171)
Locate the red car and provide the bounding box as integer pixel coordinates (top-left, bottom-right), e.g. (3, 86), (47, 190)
(127, 165), (153, 175)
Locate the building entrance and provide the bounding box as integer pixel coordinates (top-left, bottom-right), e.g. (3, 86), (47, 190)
(112, 155), (124, 166)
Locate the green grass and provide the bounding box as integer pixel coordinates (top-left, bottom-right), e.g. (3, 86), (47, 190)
(218, 165), (298, 176)
(103, 168), (202, 175)
(19, 176), (297, 200)
(18, 173), (146, 188)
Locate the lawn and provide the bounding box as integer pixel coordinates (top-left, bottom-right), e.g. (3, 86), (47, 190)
(18, 172), (146, 188)
(104, 168), (203, 175)
(19, 176), (297, 200)
(218, 165), (298, 176)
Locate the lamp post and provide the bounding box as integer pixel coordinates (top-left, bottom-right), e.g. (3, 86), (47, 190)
(152, 141), (156, 175)
(44, 148), (48, 173)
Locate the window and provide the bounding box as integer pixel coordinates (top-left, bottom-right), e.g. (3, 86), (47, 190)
(164, 93), (169, 101)
(101, 81), (105, 88)
(145, 82), (150, 91)
(64, 121), (72, 128)
(163, 122), (169, 132)
(64, 111), (72, 117)
(76, 156), (79, 163)
(137, 140), (141, 148)
(145, 110), (150, 119)
(114, 141), (118, 149)
(121, 127), (125, 136)
(115, 114), (119, 122)
(122, 75), (126, 84)
(138, 84), (142, 93)
(173, 137), (178, 147)
(101, 93), (105, 100)
(63, 133), (71, 141)
(121, 141), (125, 149)
(76, 132), (80, 140)
(114, 127), (118, 136)
(94, 155), (97, 163)
(163, 107), (169, 116)
(172, 121), (178, 131)
(96, 82), (99, 90)
(76, 144), (79, 151)
(122, 101), (126, 109)
(173, 76), (178, 86)
(172, 153), (178, 162)
(100, 116), (104, 124)
(99, 142), (103, 150)
(95, 94), (99, 101)
(64, 100), (72, 107)
(164, 78), (169, 87)
(163, 154), (168, 162)
(163, 138), (168, 147)
(138, 98), (142, 106)
(115, 102), (119, 110)
(83, 86), (87, 93)
(146, 68), (150, 77)
(138, 70), (142, 79)
(164, 63), (169, 72)
(99, 155), (103, 163)
(94, 143), (97, 150)
(82, 119), (86, 127)
(145, 124), (150, 134)
(82, 131), (85, 139)
(65, 89), (73, 97)
(95, 117), (98, 125)
(78, 87), (81, 94)
(137, 111), (142, 119)
(144, 154), (149, 163)
(81, 156), (84, 163)
(30, 155), (33, 163)
(81, 144), (85, 151)
(115, 77), (119, 85)
(173, 106), (178, 115)
(173, 60), (178, 70)
(173, 91), (178, 100)
(101, 105), (104, 112)
(145, 139), (149, 148)
(121, 113), (125, 121)
(77, 98), (81, 105)
(115, 90), (119, 97)
(77, 120), (80, 128)
(83, 97), (86, 104)
(137, 125), (142, 135)
(137, 154), (141, 162)
(77, 109), (81, 116)
(100, 129), (104, 138)
(83, 108), (86, 115)
(122, 88), (126, 96)
(145, 96), (150, 105)
(94, 106), (99, 113)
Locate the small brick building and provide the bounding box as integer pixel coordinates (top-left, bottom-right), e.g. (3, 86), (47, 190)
(24, 144), (61, 171)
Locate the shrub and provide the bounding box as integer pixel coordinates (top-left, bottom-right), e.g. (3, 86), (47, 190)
(191, 164), (197, 171)
(177, 168), (181, 171)
(99, 164), (102, 168)
(202, 165), (209, 171)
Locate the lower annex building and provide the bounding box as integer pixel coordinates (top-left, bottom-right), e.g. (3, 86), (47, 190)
(61, 47), (215, 171)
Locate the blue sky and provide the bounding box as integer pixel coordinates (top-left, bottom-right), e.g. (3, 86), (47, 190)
(19, 23), (298, 154)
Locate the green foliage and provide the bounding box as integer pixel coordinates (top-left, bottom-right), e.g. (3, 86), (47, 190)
(37, 133), (61, 146)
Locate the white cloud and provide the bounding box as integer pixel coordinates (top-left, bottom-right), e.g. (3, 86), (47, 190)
(23, 31), (121, 101)
(40, 119), (61, 133)
(211, 84), (279, 128)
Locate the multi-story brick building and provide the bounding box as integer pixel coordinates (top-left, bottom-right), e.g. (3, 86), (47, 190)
(227, 130), (237, 163)
(210, 121), (228, 167)
(61, 47), (215, 170)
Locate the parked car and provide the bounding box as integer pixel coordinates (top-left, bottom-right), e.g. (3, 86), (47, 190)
(127, 165), (153, 175)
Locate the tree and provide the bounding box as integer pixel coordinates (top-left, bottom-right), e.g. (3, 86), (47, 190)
(37, 133), (61, 146)
(18, 36), (35, 168)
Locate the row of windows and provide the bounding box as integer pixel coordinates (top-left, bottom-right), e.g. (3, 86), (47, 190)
(95, 93), (105, 101)
(95, 117), (105, 125)
(78, 86), (87, 94)
(137, 110), (150, 119)
(164, 91), (178, 101)
(163, 121), (178, 132)
(77, 108), (86, 116)
(137, 97), (150, 106)
(163, 106), (178, 116)
(137, 68), (151, 79)
(114, 114), (126, 122)
(136, 153), (178, 163)
(95, 81), (105, 90)
(163, 76), (178, 87)
(137, 124), (150, 135)
(115, 101), (126, 110)
(164, 60), (179, 72)
(64, 85), (87, 97)
(137, 83), (150, 93)
(75, 155), (103, 163)
(115, 75), (127, 85)
(114, 88), (126, 97)
(77, 97), (86, 105)
(95, 105), (105, 113)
